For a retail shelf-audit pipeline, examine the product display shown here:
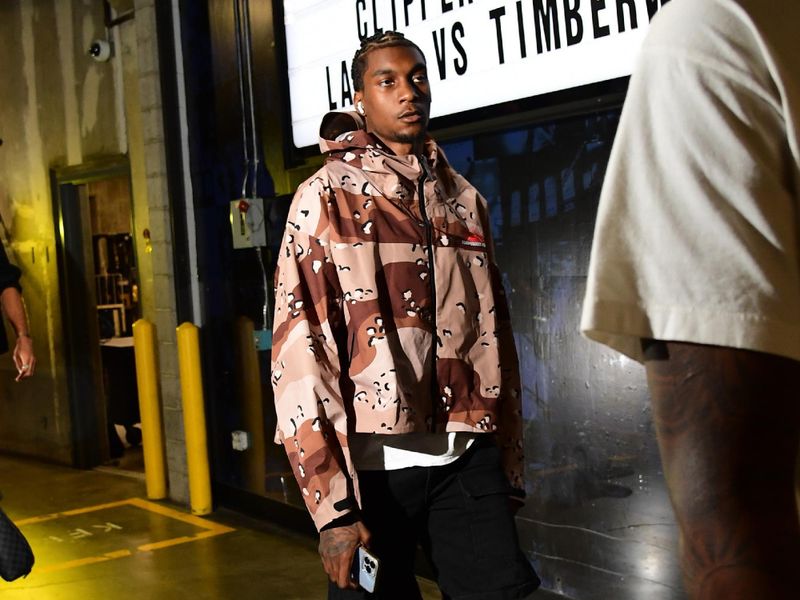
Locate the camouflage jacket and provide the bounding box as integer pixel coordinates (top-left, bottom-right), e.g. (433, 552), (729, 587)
(271, 117), (524, 530)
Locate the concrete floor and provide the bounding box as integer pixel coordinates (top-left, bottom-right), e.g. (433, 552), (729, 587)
(0, 455), (563, 599)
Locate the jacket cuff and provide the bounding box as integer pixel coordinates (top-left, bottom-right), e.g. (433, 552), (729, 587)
(319, 508), (361, 531)
(305, 475), (360, 531)
(311, 498), (356, 531)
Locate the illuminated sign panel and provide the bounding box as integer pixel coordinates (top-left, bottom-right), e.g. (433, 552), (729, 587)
(283, 0), (668, 147)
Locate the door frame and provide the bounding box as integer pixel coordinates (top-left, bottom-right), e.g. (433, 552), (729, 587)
(51, 155), (132, 469)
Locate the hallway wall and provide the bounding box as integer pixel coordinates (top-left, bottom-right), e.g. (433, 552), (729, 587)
(0, 0), (122, 461)
(0, 0), (182, 502)
(439, 119), (684, 598)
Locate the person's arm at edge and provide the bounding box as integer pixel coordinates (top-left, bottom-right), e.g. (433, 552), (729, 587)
(641, 339), (800, 595)
(0, 287), (35, 381)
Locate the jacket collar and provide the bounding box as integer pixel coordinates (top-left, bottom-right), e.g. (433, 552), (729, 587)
(322, 129), (440, 175)
(318, 111), (447, 201)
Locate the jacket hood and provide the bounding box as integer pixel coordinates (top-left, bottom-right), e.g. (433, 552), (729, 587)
(317, 110), (456, 199)
(318, 111), (367, 153)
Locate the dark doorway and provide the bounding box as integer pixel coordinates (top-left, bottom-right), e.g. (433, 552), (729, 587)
(51, 157), (143, 472)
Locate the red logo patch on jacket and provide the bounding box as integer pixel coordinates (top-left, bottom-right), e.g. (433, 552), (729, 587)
(463, 232), (487, 249)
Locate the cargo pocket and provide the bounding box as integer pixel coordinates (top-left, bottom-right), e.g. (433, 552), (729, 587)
(457, 442), (520, 560)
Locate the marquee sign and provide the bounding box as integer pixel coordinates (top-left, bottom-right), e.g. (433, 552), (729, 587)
(283, 0), (670, 147)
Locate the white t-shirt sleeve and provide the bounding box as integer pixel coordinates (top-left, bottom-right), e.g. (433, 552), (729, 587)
(581, 0), (800, 363)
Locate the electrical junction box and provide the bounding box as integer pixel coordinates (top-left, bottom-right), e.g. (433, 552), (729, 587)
(231, 430), (251, 451)
(254, 329), (272, 351)
(230, 197), (267, 249)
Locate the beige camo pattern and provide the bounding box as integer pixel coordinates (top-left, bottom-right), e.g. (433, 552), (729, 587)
(271, 123), (524, 530)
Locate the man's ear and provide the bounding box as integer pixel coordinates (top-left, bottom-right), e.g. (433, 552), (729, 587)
(354, 93), (365, 116)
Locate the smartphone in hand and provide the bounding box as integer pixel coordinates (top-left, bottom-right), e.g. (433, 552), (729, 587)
(350, 545), (380, 593)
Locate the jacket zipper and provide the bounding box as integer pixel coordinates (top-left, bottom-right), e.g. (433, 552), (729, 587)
(418, 156), (438, 433)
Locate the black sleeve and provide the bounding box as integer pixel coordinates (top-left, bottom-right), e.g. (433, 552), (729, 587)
(0, 242), (22, 293)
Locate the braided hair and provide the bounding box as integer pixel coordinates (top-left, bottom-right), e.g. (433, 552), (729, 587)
(351, 31), (426, 92)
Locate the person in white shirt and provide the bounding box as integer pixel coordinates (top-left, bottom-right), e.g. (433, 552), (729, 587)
(581, 0), (800, 597)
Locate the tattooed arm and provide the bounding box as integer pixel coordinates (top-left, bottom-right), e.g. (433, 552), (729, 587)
(319, 519), (371, 589)
(642, 340), (800, 599)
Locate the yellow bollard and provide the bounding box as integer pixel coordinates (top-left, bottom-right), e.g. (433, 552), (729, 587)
(132, 319), (168, 500)
(234, 317), (267, 495)
(176, 322), (212, 515)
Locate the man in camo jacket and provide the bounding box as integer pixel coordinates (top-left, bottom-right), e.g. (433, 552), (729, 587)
(272, 31), (539, 600)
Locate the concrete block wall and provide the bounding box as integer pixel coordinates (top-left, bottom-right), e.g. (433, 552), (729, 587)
(131, 0), (188, 504)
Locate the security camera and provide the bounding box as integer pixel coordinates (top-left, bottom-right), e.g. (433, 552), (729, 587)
(88, 39), (112, 62)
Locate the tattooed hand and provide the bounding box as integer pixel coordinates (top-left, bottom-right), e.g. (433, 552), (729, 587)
(319, 520), (372, 589)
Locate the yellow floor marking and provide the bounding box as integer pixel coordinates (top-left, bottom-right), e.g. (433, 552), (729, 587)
(138, 535), (196, 552)
(37, 550), (133, 574)
(138, 529), (221, 552)
(16, 499), (135, 526)
(16, 498), (235, 575)
(126, 497), (234, 534)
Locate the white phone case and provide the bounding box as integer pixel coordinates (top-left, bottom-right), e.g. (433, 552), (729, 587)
(353, 546), (380, 593)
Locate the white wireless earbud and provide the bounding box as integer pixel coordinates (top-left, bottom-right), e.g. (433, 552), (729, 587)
(357, 101), (365, 115)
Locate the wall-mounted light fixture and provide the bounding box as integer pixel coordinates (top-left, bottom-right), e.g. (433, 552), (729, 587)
(88, 39), (113, 62)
